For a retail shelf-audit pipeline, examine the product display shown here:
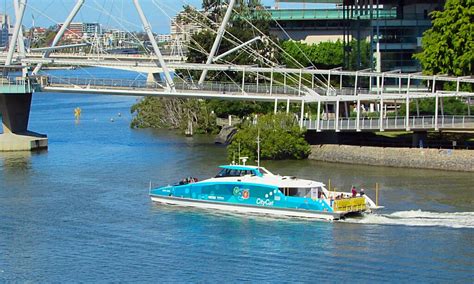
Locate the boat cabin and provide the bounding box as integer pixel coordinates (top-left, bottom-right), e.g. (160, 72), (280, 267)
(279, 187), (326, 199)
(215, 165), (272, 178)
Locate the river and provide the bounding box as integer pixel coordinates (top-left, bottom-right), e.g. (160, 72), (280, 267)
(1, 68), (473, 282)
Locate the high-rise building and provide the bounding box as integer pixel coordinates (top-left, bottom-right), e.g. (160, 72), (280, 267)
(0, 14), (10, 48)
(269, 0), (446, 72)
(83, 22), (102, 38)
(58, 22), (84, 43)
(157, 34), (171, 43)
(170, 11), (203, 43)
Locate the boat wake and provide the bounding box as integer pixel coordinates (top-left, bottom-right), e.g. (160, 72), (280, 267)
(342, 210), (474, 229)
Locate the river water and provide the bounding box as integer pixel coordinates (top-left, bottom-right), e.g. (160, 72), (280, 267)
(1, 69), (473, 282)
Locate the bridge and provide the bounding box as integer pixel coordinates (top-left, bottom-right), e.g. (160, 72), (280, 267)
(0, 0), (473, 151)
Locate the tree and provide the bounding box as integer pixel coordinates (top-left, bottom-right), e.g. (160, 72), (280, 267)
(414, 0), (473, 77)
(281, 40), (371, 70)
(130, 97), (218, 134)
(227, 113), (310, 161)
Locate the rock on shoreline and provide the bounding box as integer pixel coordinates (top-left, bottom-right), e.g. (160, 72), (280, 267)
(309, 145), (474, 172)
(214, 125), (237, 145)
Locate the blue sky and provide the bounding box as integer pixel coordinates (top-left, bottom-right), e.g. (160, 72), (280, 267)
(0, 0), (332, 34)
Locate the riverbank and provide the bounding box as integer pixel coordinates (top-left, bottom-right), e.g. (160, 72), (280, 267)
(309, 144), (474, 172)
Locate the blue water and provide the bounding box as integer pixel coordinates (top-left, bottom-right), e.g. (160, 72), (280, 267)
(1, 69), (473, 282)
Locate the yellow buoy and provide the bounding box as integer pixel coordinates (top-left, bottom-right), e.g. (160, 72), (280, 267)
(74, 107), (82, 120)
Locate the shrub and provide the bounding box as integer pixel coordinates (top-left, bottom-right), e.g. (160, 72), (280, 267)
(227, 113), (310, 162)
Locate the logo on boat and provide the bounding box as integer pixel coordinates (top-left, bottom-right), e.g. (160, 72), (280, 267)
(256, 198), (274, 207)
(233, 187), (250, 200)
(233, 187), (240, 196)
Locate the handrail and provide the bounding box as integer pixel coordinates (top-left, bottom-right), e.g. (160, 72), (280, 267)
(308, 115), (474, 131)
(44, 75), (302, 96)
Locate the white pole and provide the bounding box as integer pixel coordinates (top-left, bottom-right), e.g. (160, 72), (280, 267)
(335, 100), (340, 132)
(241, 68), (245, 94)
(198, 0), (237, 85)
(300, 100), (305, 129)
(435, 93), (439, 131)
(212, 36), (261, 62)
(134, 0), (175, 91)
(270, 68), (274, 96)
(356, 99), (361, 132)
(256, 72), (259, 93)
(33, 0), (84, 74)
(326, 71), (331, 95)
(6, 0), (27, 66)
(274, 98), (278, 114)
(316, 100), (321, 132)
(379, 74), (385, 131)
(298, 69), (302, 96)
(286, 98), (290, 113)
(405, 95), (410, 131)
(354, 72), (358, 95)
(14, 0), (26, 57)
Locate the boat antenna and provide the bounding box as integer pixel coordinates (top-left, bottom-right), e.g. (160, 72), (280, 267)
(257, 128), (260, 168)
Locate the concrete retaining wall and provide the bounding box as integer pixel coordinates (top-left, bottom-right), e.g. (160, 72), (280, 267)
(309, 145), (474, 172)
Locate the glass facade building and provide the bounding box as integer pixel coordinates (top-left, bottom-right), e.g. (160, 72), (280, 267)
(269, 0), (446, 71)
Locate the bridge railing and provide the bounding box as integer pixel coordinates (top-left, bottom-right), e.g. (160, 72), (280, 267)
(45, 76), (301, 96)
(303, 115), (474, 131)
(0, 76), (35, 93)
(47, 76), (164, 89)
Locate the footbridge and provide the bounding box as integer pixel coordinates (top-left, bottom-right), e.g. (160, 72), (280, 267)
(1, 0), (473, 151)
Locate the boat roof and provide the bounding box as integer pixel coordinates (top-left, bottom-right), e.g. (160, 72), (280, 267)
(219, 165), (261, 171)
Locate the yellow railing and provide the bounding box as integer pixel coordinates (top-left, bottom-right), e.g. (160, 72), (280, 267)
(333, 197), (367, 212)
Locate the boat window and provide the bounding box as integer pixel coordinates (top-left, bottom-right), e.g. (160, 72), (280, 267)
(279, 188), (312, 197)
(215, 168), (252, 178)
(259, 167), (272, 175)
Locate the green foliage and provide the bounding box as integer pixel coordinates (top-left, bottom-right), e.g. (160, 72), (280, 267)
(183, 0), (278, 82)
(398, 97), (469, 115)
(206, 100), (273, 118)
(281, 39), (371, 70)
(130, 96), (219, 134)
(414, 0), (474, 76)
(227, 113), (310, 162)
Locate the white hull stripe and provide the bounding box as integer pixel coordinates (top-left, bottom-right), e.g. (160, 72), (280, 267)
(150, 195), (341, 220)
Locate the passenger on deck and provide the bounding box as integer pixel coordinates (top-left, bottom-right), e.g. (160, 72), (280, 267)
(351, 186), (357, 197)
(360, 188), (365, 196)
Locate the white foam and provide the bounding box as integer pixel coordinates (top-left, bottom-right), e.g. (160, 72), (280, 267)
(342, 210), (474, 229)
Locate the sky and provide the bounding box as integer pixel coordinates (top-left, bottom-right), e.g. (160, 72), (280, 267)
(0, 0), (333, 34)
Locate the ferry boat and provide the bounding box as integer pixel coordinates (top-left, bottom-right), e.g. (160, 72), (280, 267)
(149, 162), (381, 220)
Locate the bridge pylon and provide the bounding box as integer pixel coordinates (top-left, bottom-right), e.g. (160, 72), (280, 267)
(0, 77), (47, 151)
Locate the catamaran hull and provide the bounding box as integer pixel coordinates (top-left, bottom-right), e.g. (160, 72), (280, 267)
(150, 195), (343, 220)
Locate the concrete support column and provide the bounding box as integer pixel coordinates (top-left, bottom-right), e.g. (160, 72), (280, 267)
(286, 99), (290, 113)
(0, 93), (32, 133)
(0, 93), (48, 151)
(146, 72), (162, 87)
